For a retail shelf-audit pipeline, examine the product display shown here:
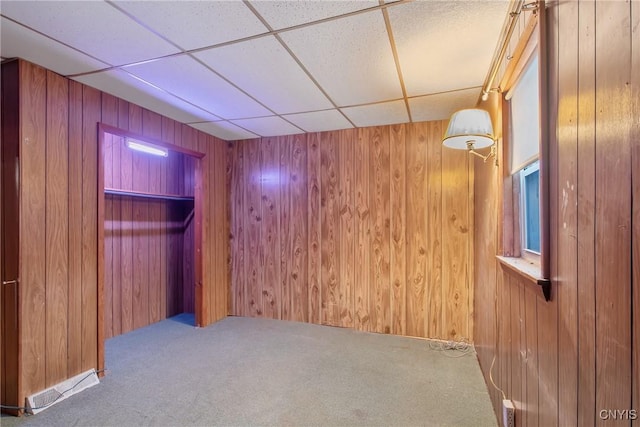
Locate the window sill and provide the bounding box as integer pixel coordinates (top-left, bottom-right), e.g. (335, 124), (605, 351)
(496, 256), (552, 301)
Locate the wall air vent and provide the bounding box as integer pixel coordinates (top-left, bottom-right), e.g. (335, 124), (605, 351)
(25, 369), (100, 414)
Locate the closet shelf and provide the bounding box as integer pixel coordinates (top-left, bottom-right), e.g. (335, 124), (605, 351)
(104, 188), (194, 202)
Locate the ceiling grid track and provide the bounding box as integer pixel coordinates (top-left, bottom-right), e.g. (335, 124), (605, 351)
(380, 0), (413, 123)
(241, 0), (357, 130)
(1, 0), (510, 140)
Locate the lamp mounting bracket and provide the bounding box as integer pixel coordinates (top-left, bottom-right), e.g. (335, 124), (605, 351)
(466, 142), (498, 166)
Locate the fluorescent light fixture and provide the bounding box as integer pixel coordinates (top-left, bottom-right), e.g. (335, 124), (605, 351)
(126, 139), (168, 157)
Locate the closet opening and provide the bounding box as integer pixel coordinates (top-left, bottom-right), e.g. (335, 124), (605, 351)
(97, 124), (205, 373)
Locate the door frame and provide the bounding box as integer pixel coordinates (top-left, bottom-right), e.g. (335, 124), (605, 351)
(1, 59), (21, 415)
(96, 123), (205, 374)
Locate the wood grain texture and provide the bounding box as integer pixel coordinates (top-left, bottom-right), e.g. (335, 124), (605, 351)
(307, 133), (322, 325)
(475, 3), (639, 426)
(594, 1), (632, 421)
(1, 60), (21, 412)
(142, 110), (163, 325)
(369, 126), (390, 334)
(441, 121), (470, 340)
(45, 70), (69, 387)
(67, 80), (83, 377)
(244, 139), (263, 317)
(320, 131), (340, 326)
(20, 61), (47, 397)
(389, 124), (406, 336)
(556, 1), (579, 425)
(353, 128), (370, 331)
(228, 123), (473, 340)
(279, 137), (292, 321)
(214, 138), (228, 321)
(338, 129), (355, 328)
(631, 0), (639, 421)
(8, 59), (230, 408)
(290, 134), (308, 323)
(575, 2), (596, 424)
(230, 141), (245, 316)
(261, 138), (281, 319)
(405, 123), (428, 338)
(523, 285), (538, 427)
(427, 121), (443, 338)
(81, 85), (100, 372)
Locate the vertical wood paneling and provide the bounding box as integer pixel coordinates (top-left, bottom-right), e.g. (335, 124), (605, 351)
(405, 123), (427, 338)
(8, 59), (231, 407)
(45, 71), (69, 386)
(338, 129), (355, 328)
(523, 286), (538, 427)
(290, 134), (308, 323)
(354, 129), (370, 332)
(556, 1), (579, 425)
(631, 0), (640, 420)
(370, 126), (390, 334)
(215, 138), (228, 321)
(231, 141), (245, 316)
(279, 137), (291, 321)
(245, 139), (263, 317)
(390, 124), (406, 336)
(509, 278), (522, 419)
(20, 61), (47, 397)
(199, 135), (211, 325)
(129, 108), (150, 331)
(427, 121), (443, 338)
(307, 133), (322, 325)
(142, 110), (163, 325)
(441, 121), (469, 340)
(594, 1), (632, 421)
(101, 95), (118, 342)
(81, 86), (101, 372)
(576, 1), (596, 423)
(320, 131), (340, 326)
(261, 138), (281, 319)
(229, 123), (473, 341)
(67, 80), (83, 377)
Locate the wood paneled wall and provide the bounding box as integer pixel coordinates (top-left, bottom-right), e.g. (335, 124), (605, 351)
(474, 2), (640, 425)
(229, 122), (474, 340)
(103, 132), (198, 339)
(1, 59), (228, 410)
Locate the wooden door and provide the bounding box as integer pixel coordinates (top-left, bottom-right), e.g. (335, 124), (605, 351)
(1, 59), (21, 415)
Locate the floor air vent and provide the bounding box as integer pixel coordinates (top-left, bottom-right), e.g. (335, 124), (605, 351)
(26, 369), (100, 414)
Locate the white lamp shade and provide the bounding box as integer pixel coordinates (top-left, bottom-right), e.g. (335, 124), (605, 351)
(442, 108), (494, 150)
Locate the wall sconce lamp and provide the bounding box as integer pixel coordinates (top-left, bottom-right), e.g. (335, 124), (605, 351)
(126, 138), (168, 157)
(442, 108), (497, 165)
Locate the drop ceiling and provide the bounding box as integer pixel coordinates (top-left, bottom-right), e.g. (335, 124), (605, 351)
(0, 0), (509, 141)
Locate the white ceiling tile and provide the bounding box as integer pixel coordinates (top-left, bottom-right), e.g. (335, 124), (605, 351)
(231, 116), (303, 137)
(0, 17), (109, 75)
(73, 69), (221, 124)
(195, 36), (332, 115)
(279, 10), (402, 107)
(1, 0), (179, 66)
(249, 0), (377, 29)
(112, 1), (268, 51)
(283, 109), (353, 133)
(408, 88), (481, 122)
(190, 121), (258, 141)
(341, 100), (408, 128)
(124, 55), (271, 120)
(389, 0), (509, 96)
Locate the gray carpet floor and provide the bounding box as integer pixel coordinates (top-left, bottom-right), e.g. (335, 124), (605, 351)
(1, 315), (497, 426)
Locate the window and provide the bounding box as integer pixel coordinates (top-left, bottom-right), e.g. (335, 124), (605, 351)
(496, 2), (550, 300)
(520, 161), (540, 254)
(508, 53), (541, 259)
